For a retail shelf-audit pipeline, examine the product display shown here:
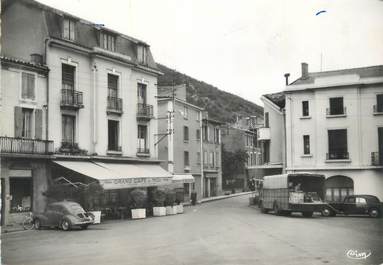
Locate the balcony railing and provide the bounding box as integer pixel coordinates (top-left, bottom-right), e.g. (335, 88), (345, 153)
(373, 105), (383, 114)
(326, 152), (349, 160)
(107, 97), (123, 114)
(137, 147), (150, 156)
(61, 89), (84, 109)
(0, 136), (54, 155)
(326, 107), (347, 116)
(108, 145), (122, 152)
(371, 152), (382, 166)
(137, 103), (153, 120)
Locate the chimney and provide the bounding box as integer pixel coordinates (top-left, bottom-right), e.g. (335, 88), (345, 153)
(301, 62), (308, 79)
(284, 73), (290, 85)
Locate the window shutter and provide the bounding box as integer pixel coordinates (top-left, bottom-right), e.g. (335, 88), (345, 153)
(35, 109), (43, 139)
(14, 106), (23, 137)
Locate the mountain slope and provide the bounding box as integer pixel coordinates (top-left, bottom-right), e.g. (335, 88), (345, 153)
(157, 64), (263, 123)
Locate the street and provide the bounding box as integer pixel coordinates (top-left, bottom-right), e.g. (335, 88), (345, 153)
(1, 195), (383, 265)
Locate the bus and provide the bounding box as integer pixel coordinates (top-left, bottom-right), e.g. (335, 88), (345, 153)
(259, 173), (328, 217)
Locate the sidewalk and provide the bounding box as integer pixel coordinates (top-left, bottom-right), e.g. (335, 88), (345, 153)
(185, 191), (253, 206)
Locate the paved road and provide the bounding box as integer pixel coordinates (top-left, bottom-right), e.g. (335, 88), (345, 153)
(2, 196), (383, 265)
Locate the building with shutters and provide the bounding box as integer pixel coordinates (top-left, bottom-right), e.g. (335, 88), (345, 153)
(285, 63), (383, 201)
(1, 0), (172, 227)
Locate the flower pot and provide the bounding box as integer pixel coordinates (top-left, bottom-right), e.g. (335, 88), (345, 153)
(166, 206), (177, 215)
(176, 204), (184, 214)
(131, 208), (146, 219)
(153, 207), (166, 217)
(89, 211), (102, 224)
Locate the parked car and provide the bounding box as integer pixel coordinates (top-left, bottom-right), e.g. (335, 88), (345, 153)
(322, 195), (382, 218)
(34, 201), (94, 231)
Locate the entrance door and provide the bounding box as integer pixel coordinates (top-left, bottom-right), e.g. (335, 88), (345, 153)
(210, 179), (217, 197)
(379, 127), (383, 165)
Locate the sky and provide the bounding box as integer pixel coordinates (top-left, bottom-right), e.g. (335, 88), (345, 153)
(38, 0), (383, 105)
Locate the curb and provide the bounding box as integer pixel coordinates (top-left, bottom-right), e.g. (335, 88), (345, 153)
(184, 191), (253, 206)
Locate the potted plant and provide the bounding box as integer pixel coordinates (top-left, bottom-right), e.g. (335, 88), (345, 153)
(152, 189), (166, 217)
(82, 182), (104, 224)
(164, 190), (177, 215)
(130, 189), (147, 219)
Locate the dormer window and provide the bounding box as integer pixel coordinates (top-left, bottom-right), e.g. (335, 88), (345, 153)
(100, 32), (115, 52)
(137, 45), (147, 65)
(63, 18), (75, 41)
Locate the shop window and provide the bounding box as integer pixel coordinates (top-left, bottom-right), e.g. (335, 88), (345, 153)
(303, 135), (310, 155)
(10, 178), (32, 213)
(302, 101), (309, 116)
(21, 72), (35, 100)
(329, 97), (344, 115)
(108, 120), (120, 151)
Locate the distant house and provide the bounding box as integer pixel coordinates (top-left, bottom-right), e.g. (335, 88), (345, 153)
(285, 63), (383, 201)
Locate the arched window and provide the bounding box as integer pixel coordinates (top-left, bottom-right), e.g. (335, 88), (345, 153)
(325, 175), (354, 202)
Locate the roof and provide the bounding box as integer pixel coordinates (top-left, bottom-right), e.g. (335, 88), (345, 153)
(263, 92), (285, 109)
(290, 65), (383, 86)
(0, 56), (49, 74)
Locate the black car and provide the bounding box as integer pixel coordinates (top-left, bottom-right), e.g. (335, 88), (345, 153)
(34, 201), (94, 231)
(322, 195), (382, 218)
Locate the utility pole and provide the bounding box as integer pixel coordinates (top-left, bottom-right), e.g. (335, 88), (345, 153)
(167, 85), (176, 174)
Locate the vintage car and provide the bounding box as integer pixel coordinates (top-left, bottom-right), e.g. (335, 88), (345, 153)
(34, 201), (94, 231)
(322, 195), (382, 218)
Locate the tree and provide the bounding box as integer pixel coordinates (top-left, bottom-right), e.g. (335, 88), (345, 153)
(222, 145), (249, 187)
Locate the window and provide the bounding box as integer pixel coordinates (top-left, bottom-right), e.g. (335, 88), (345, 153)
(137, 83), (147, 104)
(62, 64), (75, 91)
(183, 106), (188, 119)
(328, 129), (348, 159)
(302, 101), (309, 117)
(10, 178), (32, 213)
(197, 152), (201, 164)
(329, 97), (344, 115)
(137, 125), (148, 152)
(196, 129), (200, 141)
(137, 45), (147, 65)
(21, 108), (33, 138)
(209, 152), (214, 166)
(203, 151), (208, 165)
(21, 72), (35, 100)
(183, 126), (189, 141)
(108, 74), (118, 98)
(303, 135), (310, 155)
(215, 151), (220, 167)
(63, 18), (75, 41)
(347, 197), (356, 203)
(184, 151), (190, 167)
(108, 120), (119, 151)
(214, 128), (220, 144)
(62, 115), (75, 144)
(184, 183), (190, 195)
(264, 112), (269, 128)
(100, 32), (115, 52)
(196, 112), (200, 122)
(356, 197), (367, 205)
(377, 94), (383, 112)
(203, 126), (208, 141)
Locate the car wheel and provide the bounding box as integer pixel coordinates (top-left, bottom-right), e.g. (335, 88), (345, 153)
(322, 208), (333, 217)
(80, 224), (89, 230)
(302, 211), (313, 218)
(61, 219), (71, 231)
(369, 208), (380, 218)
(34, 218), (41, 230)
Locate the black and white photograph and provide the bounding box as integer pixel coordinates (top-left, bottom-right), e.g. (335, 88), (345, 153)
(0, 0), (382, 264)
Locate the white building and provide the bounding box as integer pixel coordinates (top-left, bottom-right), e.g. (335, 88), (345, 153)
(285, 63), (383, 201)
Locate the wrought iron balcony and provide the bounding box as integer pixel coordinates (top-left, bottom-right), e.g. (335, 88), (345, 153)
(0, 136), (54, 155)
(326, 107), (347, 117)
(373, 105), (383, 114)
(107, 97), (123, 114)
(137, 103), (153, 120)
(137, 147), (150, 156)
(326, 151), (349, 160)
(61, 89), (84, 110)
(371, 152), (382, 166)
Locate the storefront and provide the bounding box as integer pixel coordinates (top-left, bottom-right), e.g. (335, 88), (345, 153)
(171, 174), (195, 202)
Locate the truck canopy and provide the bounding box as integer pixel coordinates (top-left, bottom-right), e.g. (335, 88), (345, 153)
(263, 173), (325, 190)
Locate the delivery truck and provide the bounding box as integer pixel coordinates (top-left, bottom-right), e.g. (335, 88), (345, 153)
(259, 173), (328, 217)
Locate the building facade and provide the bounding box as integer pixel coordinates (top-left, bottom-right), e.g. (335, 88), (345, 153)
(1, 0), (172, 227)
(285, 63), (383, 201)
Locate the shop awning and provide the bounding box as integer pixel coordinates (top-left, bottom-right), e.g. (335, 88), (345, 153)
(172, 174), (195, 184)
(53, 161), (173, 190)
